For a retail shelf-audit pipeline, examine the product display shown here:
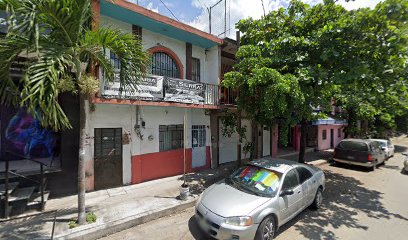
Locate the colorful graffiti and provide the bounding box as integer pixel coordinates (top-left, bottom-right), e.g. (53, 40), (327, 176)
(2, 107), (58, 160)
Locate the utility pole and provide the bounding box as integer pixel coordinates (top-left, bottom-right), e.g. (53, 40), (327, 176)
(236, 30), (242, 167)
(224, 0), (227, 37)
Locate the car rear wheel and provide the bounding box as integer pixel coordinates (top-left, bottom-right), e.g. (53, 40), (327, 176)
(256, 216), (276, 240)
(311, 188), (323, 210)
(371, 161), (377, 171)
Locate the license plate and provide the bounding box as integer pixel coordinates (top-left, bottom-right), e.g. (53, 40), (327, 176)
(347, 156), (355, 160)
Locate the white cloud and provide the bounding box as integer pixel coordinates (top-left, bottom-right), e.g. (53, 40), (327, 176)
(337, 0), (382, 10)
(145, 2), (159, 13)
(188, 0), (383, 39)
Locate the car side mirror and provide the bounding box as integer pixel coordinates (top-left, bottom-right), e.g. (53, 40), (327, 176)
(381, 147), (387, 151)
(280, 189), (294, 197)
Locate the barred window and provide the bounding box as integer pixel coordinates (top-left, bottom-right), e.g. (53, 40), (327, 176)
(192, 58), (200, 82)
(192, 125), (206, 148)
(159, 125), (184, 151)
(110, 51), (121, 69)
(94, 128), (122, 157)
(322, 130), (327, 140)
(149, 52), (179, 78)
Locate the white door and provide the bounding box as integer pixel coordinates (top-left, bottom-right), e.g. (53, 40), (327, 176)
(192, 125), (206, 168)
(263, 127), (271, 156)
(219, 120), (238, 164)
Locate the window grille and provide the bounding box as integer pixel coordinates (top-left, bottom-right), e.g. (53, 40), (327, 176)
(192, 125), (206, 148)
(149, 52), (180, 78)
(192, 58), (200, 82)
(94, 128), (122, 157)
(322, 130), (327, 140)
(159, 125), (184, 151)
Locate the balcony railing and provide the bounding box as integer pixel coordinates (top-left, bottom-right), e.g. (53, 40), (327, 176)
(100, 75), (220, 106)
(220, 86), (237, 106)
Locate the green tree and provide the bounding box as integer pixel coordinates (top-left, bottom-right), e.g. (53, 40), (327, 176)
(334, 0), (408, 137)
(0, 0), (148, 224)
(224, 0), (408, 163)
(224, 0), (346, 163)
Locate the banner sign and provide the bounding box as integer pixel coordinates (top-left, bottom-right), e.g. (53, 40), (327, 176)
(101, 75), (164, 101)
(164, 78), (205, 104)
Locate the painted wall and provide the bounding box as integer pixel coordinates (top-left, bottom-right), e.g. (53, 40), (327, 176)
(100, 15), (220, 85)
(218, 118), (252, 164)
(317, 125), (345, 150)
(84, 103), (212, 190)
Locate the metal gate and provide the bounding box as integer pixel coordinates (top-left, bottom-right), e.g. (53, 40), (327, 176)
(94, 128), (123, 190)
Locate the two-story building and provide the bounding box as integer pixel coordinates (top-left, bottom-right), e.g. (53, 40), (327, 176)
(82, 0), (224, 191)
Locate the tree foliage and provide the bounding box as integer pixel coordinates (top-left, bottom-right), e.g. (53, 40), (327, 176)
(0, 0), (149, 131)
(223, 0), (408, 150)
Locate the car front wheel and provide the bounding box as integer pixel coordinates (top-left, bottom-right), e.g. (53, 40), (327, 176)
(311, 188), (323, 209)
(256, 216), (276, 240)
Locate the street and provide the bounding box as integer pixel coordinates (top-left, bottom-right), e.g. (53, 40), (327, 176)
(100, 137), (408, 240)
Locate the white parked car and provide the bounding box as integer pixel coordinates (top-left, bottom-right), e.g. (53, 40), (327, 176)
(195, 158), (325, 240)
(403, 152), (408, 172)
(370, 139), (394, 159)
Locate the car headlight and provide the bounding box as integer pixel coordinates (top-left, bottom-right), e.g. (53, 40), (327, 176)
(225, 216), (253, 226)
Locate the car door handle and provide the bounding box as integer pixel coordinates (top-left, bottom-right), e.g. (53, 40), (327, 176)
(313, 180), (316, 183)
(297, 191), (301, 194)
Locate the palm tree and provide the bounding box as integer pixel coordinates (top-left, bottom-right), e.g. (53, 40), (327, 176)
(0, 0), (148, 224)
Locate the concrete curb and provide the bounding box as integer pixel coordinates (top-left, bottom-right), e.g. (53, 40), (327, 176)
(54, 197), (197, 240)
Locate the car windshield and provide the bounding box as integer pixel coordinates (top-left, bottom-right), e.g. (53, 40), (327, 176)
(375, 141), (387, 147)
(228, 165), (282, 197)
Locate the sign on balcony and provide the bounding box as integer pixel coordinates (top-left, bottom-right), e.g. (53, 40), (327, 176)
(101, 75), (164, 101)
(164, 78), (205, 104)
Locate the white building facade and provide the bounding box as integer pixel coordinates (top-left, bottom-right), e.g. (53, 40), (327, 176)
(83, 0), (223, 190)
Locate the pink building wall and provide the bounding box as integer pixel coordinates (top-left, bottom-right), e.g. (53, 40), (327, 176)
(317, 125), (345, 150)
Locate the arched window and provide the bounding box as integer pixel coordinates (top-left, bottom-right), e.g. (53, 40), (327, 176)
(149, 52), (180, 78)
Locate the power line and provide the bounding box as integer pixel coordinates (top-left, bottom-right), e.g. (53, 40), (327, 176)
(158, 0), (180, 22)
(196, 0), (208, 10)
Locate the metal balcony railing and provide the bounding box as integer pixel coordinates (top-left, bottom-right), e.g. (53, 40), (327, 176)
(100, 75), (221, 106)
(219, 86), (237, 106)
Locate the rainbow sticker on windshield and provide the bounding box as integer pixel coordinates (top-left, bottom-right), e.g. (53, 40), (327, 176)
(262, 173), (278, 187)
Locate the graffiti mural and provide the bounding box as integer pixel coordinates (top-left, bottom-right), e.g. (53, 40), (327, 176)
(1, 106), (59, 162)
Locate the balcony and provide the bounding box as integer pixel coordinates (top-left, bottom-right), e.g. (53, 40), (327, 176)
(98, 75), (220, 108)
(219, 86), (237, 106)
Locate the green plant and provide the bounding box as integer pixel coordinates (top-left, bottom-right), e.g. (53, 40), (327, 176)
(68, 219), (78, 229)
(242, 142), (254, 157)
(86, 212), (97, 223)
(67, 212), (96, 228)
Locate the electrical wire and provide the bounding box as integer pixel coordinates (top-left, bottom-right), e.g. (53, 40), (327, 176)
(158, 0), (180, 22)
(196, 0), (208, 10)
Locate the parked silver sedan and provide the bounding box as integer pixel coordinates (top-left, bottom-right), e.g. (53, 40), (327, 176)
(195, 158), (325, 240)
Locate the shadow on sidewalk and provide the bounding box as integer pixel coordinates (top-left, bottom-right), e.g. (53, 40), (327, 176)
(179, 163), (237, 196)
(0, 207), (78, 240)
(275, 170), (408, 240)
(394, 145), (408, 153)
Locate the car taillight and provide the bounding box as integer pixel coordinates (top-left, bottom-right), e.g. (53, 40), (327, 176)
(368, 154), (373, 161)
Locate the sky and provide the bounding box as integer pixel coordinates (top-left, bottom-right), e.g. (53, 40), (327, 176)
(136, 0), (384, 38)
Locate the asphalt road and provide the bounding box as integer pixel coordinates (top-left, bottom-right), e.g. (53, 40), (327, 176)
(100, 136), (408, 240)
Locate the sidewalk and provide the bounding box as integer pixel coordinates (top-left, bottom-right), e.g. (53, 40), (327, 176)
(0, 151), (332, 240)
(0, 163), (236, 240)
